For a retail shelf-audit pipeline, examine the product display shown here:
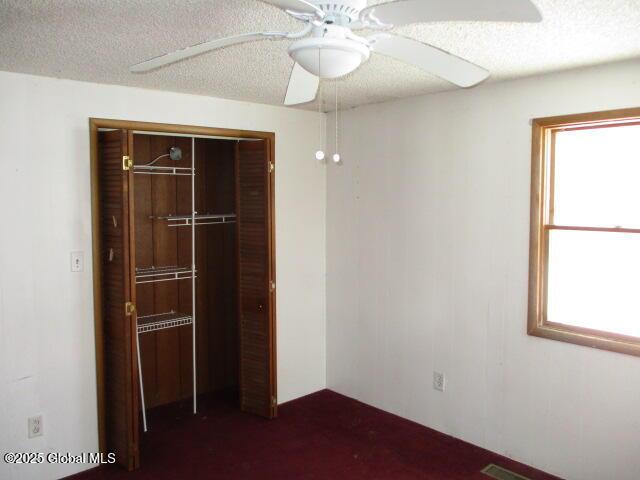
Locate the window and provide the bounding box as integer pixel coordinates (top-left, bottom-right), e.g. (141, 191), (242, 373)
(528, 108), (640, 356)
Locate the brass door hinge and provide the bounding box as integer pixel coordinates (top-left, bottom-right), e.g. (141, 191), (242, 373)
(269, 162), (274, 173)
(125, 301), (136, 316)
(270, 280), (276, 292)
(122, 155), (133, 171)
(271, 396), (277, 407)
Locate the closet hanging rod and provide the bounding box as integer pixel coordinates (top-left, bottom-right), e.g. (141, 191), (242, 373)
(171, 220), (237, 227)
(155, 213), (236, 220)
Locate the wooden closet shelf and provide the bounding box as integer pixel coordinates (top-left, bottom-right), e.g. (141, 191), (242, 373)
(137, 311), (193, 334)
(135, 266), (196, 284)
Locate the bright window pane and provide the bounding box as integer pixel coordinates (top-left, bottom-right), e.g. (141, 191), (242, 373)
(547, 229), (640, 337)
(554, 124), (640, 228)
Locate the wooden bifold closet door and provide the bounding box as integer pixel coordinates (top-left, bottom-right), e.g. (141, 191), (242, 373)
(97, 129), (139, 470)
(236, 139), (277, 418)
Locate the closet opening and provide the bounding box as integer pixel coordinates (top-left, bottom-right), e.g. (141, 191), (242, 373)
(134, 133), (240, 425)
(90, 120), (277, 471)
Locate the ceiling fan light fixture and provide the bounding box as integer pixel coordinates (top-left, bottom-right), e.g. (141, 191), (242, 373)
(289, 37), (370, 79)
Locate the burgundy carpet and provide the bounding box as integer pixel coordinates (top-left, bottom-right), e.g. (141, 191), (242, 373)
(68, 390), (561, 480)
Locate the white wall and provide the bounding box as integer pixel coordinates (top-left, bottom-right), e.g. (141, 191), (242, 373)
(326, 59), (640, 480)
(0, 71), (326, 480)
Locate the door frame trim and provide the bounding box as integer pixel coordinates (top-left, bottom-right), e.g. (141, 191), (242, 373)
(90, 118), (277, 453)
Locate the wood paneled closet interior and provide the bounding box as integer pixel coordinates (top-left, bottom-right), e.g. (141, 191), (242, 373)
(92, 121), (277, 471)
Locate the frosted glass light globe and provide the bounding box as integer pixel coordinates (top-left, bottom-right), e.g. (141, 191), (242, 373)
(315, 150), (325, 161)
(289, 37), (370, 79)
(332, 153), (341, 164)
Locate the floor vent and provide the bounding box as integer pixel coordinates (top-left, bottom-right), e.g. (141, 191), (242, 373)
(481, 464), (531, 480)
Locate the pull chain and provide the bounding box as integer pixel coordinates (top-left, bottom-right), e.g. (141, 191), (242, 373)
(333, 79), (341, 164)
(315, 45), (325, 162)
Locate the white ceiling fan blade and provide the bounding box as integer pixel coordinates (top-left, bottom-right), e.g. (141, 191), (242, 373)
(284, 63), (319, 105)
(260, 0), (324, 17)
(370, 34), (489, 88)
(360, 0), (542, 27)
(130, 32), (279, 73)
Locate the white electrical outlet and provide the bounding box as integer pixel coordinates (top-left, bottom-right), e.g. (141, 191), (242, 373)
(433, 372), (445, 392)
(28, 415), (43, 438)
(70, 251), (84, 272)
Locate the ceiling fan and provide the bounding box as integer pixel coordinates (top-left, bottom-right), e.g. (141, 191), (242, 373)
(130, 0), (542, 106)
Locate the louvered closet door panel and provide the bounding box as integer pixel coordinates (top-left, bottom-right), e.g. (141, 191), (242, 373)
(236, 139), (276, 418)
(98, 130), (139, 470)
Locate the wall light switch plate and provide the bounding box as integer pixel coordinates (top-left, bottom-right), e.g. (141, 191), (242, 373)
(28, 415), (43, 438)
(433, 372), (445, 392)
(70, 251), (84, 272)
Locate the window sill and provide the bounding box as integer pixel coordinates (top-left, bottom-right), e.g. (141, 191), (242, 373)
(528, 320), (640, 357)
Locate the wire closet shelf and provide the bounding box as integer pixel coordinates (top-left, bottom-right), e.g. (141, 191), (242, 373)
(135, 265), (196, 284)
(137, 311), (193, 334)
(133, 165), (194, 176)
(154, 213), (237, 227)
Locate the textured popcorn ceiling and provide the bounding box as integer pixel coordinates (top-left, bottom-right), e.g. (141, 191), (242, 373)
(1, 0), (640, 111)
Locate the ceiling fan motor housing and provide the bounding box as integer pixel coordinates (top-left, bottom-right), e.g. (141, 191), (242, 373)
(308, 0), (367, 24)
